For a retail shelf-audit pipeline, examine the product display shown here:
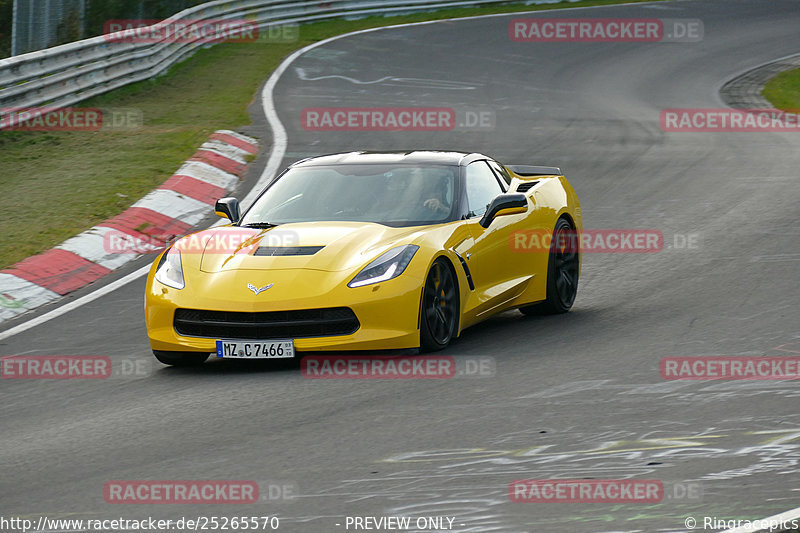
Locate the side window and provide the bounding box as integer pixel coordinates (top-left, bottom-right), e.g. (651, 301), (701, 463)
(465, 161), (504, 218)
(487, 160), (512, 189)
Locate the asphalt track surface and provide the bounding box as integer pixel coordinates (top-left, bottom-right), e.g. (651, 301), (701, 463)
(2, 1), (800, 532)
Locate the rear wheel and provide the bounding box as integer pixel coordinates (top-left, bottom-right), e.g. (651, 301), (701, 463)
(420, 258), (459, 352)
(152, 350), (210, 367)
(520, 217), (579, 315)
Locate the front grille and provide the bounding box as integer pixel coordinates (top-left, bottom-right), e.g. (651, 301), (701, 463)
(254, 246), (324, 256)
(174, 307), (360, 339)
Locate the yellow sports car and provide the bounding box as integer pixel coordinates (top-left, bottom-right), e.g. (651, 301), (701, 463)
(145, 151), (582, 366)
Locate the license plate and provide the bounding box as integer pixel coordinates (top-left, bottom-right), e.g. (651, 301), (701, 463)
(216, 339), (294, 359)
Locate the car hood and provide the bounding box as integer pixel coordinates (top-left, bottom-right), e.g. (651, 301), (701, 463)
(189, 222), (426, 273)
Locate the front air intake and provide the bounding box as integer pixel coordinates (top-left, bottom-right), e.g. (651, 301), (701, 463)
(174, 307), (360, 339)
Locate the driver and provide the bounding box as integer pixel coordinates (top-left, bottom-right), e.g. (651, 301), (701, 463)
(420, 169), (453, 216)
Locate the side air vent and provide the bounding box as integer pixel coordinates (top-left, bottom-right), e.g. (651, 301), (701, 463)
(516, 181), (539, 193)
(254, 246), (324, 256)
(454, 252), (475, 291)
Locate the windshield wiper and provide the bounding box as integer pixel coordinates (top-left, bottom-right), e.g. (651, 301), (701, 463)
(240, 222), (279, 228)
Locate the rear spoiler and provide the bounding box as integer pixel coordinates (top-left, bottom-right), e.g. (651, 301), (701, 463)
(507, 165), (562, 176)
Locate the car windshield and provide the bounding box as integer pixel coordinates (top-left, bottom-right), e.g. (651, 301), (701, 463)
(240, 164), (458, 227)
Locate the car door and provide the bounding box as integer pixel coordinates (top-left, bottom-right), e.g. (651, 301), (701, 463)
(458, 160), (531, 319)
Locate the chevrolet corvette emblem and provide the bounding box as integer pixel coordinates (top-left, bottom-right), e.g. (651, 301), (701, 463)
(247, 283), (274, 295)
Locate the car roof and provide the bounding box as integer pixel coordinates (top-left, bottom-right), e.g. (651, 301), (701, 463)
(290, 151), (491, 167)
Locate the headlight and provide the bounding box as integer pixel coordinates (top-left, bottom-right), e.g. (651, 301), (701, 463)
(348, 245), (419, 288)
(154, 247), (185, 289)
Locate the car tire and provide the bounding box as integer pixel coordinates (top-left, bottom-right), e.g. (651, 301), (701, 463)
(152, 350), (210, 367)
(520, 216), (579, 316)
(419, 258), (459, 352)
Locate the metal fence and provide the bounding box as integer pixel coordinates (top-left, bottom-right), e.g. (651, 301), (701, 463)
(0, 0), (572, 127)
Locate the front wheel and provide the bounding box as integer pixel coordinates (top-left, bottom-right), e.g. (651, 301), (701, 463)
(520, 217), (579, 315)
(153, 350), (210, 367)
(419, 258), (459, 352)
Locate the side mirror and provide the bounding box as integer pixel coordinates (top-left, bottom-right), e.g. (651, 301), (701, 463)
(215, 197), (240, 223)
(479, 193), (527, 228)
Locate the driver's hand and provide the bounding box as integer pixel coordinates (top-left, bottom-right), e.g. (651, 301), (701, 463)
(424, 198), (446, 213)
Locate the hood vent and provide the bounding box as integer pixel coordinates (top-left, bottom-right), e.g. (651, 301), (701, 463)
(254, 246), (324, 257)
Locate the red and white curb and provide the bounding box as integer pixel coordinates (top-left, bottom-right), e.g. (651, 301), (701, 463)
(0, 129), (257, 323)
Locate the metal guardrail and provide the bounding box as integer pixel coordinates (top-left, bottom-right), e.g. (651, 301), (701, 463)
(0, 0), (564, 124)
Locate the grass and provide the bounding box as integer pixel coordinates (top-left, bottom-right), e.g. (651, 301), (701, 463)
(762, 67), (800, 112)
(0, 0), (665, 269)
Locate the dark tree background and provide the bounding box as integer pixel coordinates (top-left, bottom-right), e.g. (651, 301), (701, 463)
(0, 0), (12, 57)
(84, 0), (209, 36)
(1, 0), (211, 58)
